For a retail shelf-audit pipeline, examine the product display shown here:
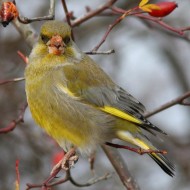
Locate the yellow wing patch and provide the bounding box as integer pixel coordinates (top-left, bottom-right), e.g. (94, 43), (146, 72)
(56, 83), (80, 99)
(100, 106), (142, 124)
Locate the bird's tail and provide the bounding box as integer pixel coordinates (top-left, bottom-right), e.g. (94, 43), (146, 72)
(116, 130), (175, 177)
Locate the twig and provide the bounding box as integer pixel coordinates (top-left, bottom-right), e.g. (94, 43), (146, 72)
(17, 51), (29, 64)
(92, 14), (124, 51)
(18, 0), (55, 24)
(61, 0), (71, 26)
(102, 145), (140, 190)
(69, 170), (111, 187)
(15, 160), (20, 190)
(0, 102), (28, 134)
(0, 77), (24, 85)
(72, 0), (118, 27)
(108, 6), (190, 40)
(105, 142), (167, 155)
(92, 7), (138, 51)
(12, 19), (38, 48)
(85, 49), (115, 55)
(27, 167), (111, 189)
(134, 13), (185, 36)
(144, 91), (190, 118)
(26, 167), (62, 189)
(61, 0), (74, 40)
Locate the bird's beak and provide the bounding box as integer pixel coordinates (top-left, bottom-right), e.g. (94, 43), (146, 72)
(46, 35), (66, 55)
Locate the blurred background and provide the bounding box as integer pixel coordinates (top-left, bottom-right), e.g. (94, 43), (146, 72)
(0, 0), (190, 189)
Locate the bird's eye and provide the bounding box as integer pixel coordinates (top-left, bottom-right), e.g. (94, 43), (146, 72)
(41, 35), (50, 43)
(63, 36), (70, 44)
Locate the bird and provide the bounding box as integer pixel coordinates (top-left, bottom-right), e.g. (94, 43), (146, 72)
(25, 20), (174, 176)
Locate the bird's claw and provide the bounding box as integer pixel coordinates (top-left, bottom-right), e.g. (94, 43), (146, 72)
(51, 148), (78, 175)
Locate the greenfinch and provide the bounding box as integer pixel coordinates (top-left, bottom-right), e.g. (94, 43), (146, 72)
(25, 20), (174, 176)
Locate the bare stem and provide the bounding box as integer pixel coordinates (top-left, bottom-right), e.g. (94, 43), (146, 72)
(0, 102), (28, 134)
(144, 91), (190, 118)
(18, 0), (55, 24)
(85, 49), (115, 55)
(61, 0), (75, 40)
(72, 0), (118, 27)
(102, 145), (140, 190)
(105, 142), (167, 155)
(0, 77), (25, 85)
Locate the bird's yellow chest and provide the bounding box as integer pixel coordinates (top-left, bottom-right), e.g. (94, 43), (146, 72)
(25, 78), (88, 150)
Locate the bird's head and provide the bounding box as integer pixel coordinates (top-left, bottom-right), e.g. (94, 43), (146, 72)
(38, 21), (81, 58)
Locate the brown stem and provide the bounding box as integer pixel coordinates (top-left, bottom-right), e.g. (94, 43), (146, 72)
(61, 0), (75, 40)
(144, 91), (190, 118)
(102, 145), (140, 190)
(18, 0), (55, 24)
(105, 142), (167, 155)
(85, 49), (115, 55)
(72, 0), (118, 27)
(0, 102), (28, 134)
(92, 9), (134, 51)
(17, 51), (29, 64)
(0, 77), (24, 85)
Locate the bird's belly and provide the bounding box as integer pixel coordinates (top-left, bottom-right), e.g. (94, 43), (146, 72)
(26, 89), (115, 153)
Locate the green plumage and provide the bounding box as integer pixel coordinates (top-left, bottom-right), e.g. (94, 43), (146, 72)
(25, 20), (174, 177)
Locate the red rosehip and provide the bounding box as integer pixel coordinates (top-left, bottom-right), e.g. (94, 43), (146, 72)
(149, 2), (178, 17)
(52, 151), (65, 165)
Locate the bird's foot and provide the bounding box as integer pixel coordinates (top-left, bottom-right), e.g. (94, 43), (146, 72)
(51, 147), (78, 175)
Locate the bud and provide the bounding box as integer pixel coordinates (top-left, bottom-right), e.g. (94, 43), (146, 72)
(148, 2), (178, 17)
(0, 1), (19, 27)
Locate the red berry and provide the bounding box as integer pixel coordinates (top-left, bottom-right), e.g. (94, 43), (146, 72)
(149, 2), (178, 17)
(52, 151), (65, 165)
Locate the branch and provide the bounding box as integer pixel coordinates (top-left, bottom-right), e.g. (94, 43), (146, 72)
(111, 6), (190, 40)
(92, 7), (138, 51)
(61, 0), (71, 27)
(61, 0), (75, 40)
(92, 13), (126, 51)
(134, 14), (185, 36)
(15, 160), (20, 190)
(18, 0), (55, 24)
(12, 19), (38, 48)
(85, 49), (115, 55)
(105, 142), (167, 155)
(26, 167), (111, 189)
(17, 50), (29, 64)
(0, 77), (24, 85)
(102, 145), (140, 190)
(0, 102), (28, 134)
(72, 0), (118, 27)
(144, 91), (190, 118)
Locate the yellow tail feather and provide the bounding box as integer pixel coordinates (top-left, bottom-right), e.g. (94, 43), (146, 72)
(116, 130), (174, 177)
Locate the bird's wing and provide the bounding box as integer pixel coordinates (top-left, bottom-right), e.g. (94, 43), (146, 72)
(81, 86), (145, 122)
(57, 59), (166, 134)
(79, 85), (166, 134)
